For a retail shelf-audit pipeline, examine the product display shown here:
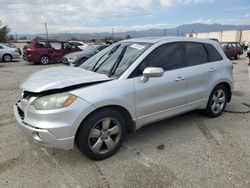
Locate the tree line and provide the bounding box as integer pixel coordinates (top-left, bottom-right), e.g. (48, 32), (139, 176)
(0, 25), (11, 42)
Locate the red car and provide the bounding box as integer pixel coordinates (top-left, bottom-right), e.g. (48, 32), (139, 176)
(220, 42), (244, 59)
(23, 40), (82, 64)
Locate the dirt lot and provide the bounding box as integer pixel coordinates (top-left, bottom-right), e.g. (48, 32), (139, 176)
(0, 57), (250, 188)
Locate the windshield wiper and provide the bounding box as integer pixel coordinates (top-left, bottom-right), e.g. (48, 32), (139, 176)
(108, 46), (127, 77)
(92, 45), (120, 73)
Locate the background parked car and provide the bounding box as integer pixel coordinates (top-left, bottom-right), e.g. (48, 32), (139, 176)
(220, 42), (243, 59)
(23, 40), (82, 65)
(0, 43), (20, 62)
(68, 41), (88, 50)
(62, 44), (109, 67)
(4, 43), (22, 55)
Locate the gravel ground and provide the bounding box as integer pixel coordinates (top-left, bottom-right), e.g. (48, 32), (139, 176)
(0, 57), (250, 188)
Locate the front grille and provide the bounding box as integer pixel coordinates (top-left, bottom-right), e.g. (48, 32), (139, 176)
(17, 106), (25, 120)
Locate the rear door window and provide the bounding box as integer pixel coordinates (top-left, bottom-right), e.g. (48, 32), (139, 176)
(184, 42), (208, 66)
(50, 42), (62, 50)
(204, 44), (223, 62)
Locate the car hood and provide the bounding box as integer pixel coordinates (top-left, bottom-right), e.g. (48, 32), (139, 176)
(20, 67), (112, 93)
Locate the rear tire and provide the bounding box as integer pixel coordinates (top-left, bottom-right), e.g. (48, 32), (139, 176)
(39, 55), (50, 65)
(3, 54), (12, 62)
(76, 108), (126, 160)
(204, 85), (228, 117)
(235, 53), (240, 60)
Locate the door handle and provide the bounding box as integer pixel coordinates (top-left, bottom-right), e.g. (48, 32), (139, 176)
(209, 68), (216, 72)
(175, 77), (185, 82)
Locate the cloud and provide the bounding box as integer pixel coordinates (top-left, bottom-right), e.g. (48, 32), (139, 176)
(1, 0), (212, 34)
(192, 17), (250, 25)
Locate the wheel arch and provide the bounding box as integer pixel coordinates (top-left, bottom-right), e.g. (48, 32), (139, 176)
(2, 53), (13, 61)
(75, 105), (136, 146)
(214, 82), (232, 102)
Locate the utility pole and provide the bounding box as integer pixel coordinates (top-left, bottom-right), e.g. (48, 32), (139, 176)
(44, 23), (48, 40)
(15, 31), (18, 41)
(111, 28), (114, 43)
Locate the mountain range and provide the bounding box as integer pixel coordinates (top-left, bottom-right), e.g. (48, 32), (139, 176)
(18, 23), (250, 41)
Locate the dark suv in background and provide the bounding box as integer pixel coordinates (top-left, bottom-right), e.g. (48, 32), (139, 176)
(23, 40), (81, 64)
(220, 42), (244, 59)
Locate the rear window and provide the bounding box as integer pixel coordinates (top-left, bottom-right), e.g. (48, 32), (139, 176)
(35, 42), (46, 48)
(236, 43), (241, 48)
(184, 42), (208, 66)
(204, 44), (223, 62)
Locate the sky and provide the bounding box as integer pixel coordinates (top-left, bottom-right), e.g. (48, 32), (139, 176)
(0, 0), (250, 34)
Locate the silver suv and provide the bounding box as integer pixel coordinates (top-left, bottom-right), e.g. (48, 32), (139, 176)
(14, 37), (234, 160)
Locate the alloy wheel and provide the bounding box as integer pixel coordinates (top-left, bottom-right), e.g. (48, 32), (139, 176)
(88, 117), (121, 154)
(4, 54), (12, 62)
(211, 89), (226, 114)
(40, 56), (49, 65)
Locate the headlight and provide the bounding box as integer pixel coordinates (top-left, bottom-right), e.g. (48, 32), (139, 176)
(31, 93), (77, 110)
(68, 56), (77, 62)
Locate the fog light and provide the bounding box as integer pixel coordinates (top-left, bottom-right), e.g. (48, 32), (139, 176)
(32, 132), (42, 142)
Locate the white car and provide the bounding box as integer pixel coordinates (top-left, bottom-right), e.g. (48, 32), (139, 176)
(0, 43), (20, 62)
(69, 41), (88, 50)
(14, 37), (233, 160)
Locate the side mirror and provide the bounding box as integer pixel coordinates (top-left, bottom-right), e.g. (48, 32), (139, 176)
(141, 67), (164, 82)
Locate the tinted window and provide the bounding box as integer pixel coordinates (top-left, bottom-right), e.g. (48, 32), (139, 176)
(236, 43), (241, 48)
(140, 43), (184, 71)
(35, 42), (46, 48)
(204, 44), (223, 62)
(232, 43), (237, 48)
(0, 45), (3, 49)
(185, 42), (208, 66)
(228, 44), (233, 49)
(70, 42), (83, 46)
(63, 42), (76, 49)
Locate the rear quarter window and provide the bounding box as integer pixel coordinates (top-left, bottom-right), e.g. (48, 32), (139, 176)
(204, 44), (223, 62)
(184, 42), (208, 66)
(35, 42), (46, 48)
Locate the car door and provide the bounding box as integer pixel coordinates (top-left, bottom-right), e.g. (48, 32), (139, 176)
(133, 42), (187, 127)
(48, 42), (63, 62)
(63, 42), (80, 56)
(183, 42), (222, 110)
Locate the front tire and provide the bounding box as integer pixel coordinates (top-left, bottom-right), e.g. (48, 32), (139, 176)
(3, 54), (12, 62)
(204, 85), (228, 117)
(76, 108), (126, 160)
